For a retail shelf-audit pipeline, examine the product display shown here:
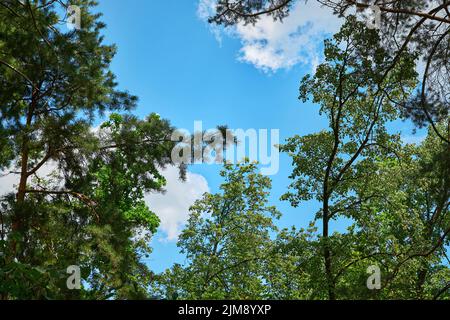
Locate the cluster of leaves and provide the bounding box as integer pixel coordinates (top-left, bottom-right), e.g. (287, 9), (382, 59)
(0, 0), (448, 300)
(153, 123), (449, 300)
(152, 17), (449, 300)
(152, 161), (281, 299)
(0, 1), (177, 299)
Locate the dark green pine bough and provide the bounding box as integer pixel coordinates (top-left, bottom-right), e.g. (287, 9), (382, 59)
(0, 0), (177, 299)
(0, 1), (449, 300)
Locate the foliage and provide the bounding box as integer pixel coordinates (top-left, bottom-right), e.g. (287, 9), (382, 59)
(152, 161), (281, 300)
(0, 1), (175, 299)
(0, 1), (448, 301)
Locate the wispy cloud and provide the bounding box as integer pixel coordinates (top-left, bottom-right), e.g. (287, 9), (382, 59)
(197, 0), (224, 45)
(197, 0), (342, 73)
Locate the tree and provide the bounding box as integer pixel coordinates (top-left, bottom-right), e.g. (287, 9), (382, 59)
(209, 1), (450, 299)
(263, 226), (323, 299)
(208, 0), (450, 143)
(351, 122), (450, 299)
(280, 16), (418, 299)
(0, 1), (177, 299)
(152, 161), (281, 300)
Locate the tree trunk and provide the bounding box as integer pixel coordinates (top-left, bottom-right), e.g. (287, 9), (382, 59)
(323, 196), (335, 300)
(11, 90), (36, 258)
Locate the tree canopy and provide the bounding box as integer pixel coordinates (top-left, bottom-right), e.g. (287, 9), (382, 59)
(0, 0), (176, 299)
(0, 0), (448, 300)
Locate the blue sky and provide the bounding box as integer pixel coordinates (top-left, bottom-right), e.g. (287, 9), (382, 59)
(93, 0), (424, 273)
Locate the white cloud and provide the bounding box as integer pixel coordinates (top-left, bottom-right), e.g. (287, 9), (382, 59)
(197, 0), (223, 44)
(0, 162), (60, 197)
(145, 166), (209, 242)
(0, 113), (205, 241)
(0, 172), (18, 197)
(1, 163), (209, 242)
(197, 0), (343, 72)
